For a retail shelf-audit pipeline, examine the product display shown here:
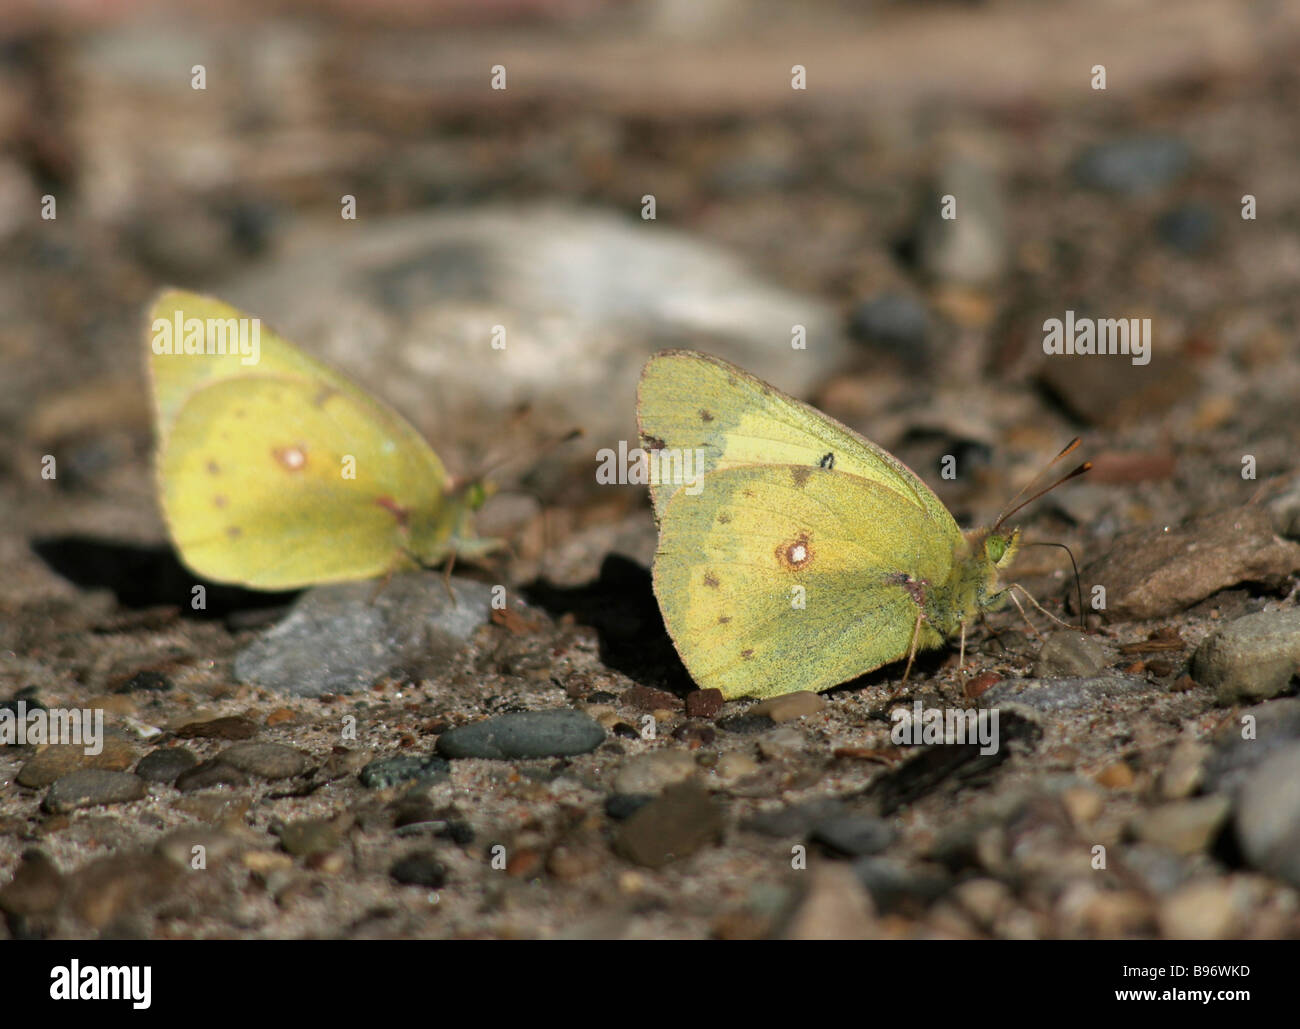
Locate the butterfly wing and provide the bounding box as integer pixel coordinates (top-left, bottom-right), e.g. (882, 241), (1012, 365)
(158, 375), (456, 589)
(637, 349), (954, 530)
(652, 464), (960, 698)
(147, 290), (391, 437)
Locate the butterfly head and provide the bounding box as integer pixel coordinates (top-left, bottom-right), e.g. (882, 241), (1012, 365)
(984, 528), (1020, 570)
(461, 479), (496, 510)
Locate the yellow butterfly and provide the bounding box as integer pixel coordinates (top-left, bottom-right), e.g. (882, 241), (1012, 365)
(146, 289), (497, 590)
(638, 349), (1083, 699)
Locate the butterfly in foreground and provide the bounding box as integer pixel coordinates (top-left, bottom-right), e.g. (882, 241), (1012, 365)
(637, 349), (1087, 700)
(146, 289), (498, 590)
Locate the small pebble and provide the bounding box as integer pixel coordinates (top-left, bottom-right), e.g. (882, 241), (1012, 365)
(175, 760), (249, 793)
(42, 770), (146, 813)
(713, 751), (759, 782)
(612, 750), (696, 794)
(750, 691), (825, 723)
(780, 865), (877, 939)
(135, 746), (199, 784)
(1158, 737), (1210, 800)
(359, 754), (450, 789)
(1094, 762), (1135, 789)
(1191, 609), (1300, 704)
(17, 736), (138, 788)
(613, 781), (724, 868)
(436, 710), (605, 760)
(0, 849), (64, 920)
(1072, 136), (1191, 194)
(390, 851), (447, 888)
(217, 742), (311, 780)
(277, 818), (342, 858)
(154, 827), (241, 869)
(1129, 795), (1232, 855)
(810, 814), (895, 857)
(604, 793), (653, 821)
(1156, 880), (1240, 940)
(685, 689), (724, 718)
(621, 685), (682, 712)
(757, 726), (805, 759)
(715, 714), (773, 734)
(173, 716), (258, 740)
(1234, 742), (1300, 888)
(1032, 631), (1108, 678)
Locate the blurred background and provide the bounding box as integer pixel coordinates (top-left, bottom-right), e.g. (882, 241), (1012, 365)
(4, 0), (1300, 590)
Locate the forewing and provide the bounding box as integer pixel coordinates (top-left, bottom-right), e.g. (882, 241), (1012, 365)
(637, 349), (953, 527)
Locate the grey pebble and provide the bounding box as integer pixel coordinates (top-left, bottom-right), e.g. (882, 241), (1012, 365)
(743, 797), (846, 838)
(1191, 609), (1300, 704)
(234, 574), (495, 696)
(1072, 136), (1191, 194)
(915, 156), (1008, 285)
(1203, 697), (1300, 794)
(135, 747), (199, 784)
(359, 754), (451, 789)
(716, 714), (775, 734)
(436, 710), (605, 760)
(810, 815), (896, 857)
(978, 675), (1147, 712)
(1234, 742), (1300, 888)
(42, 770), (146, 813)
(604, 793), (653, 821)
(1032, 631), (1109, 678)
(848, 293), (931, 364)
(217, 742), (311, 780)
(851, 857), (951, 914)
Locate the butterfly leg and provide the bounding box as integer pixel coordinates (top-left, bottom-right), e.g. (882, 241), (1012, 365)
(1009, 583), (1076, 631)
(367, 564), (397, 606)
(901, 608), (925, 683)
(959, 620), (967, 671)
(1004, 587), (1043, 640)
(441, 550), (459, 607)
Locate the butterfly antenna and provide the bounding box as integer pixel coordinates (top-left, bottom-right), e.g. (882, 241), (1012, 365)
(993, 438), (1085, 529)
(1019, 541), (1086, 631)
(993, 441), (1091, 532)
(480, 427), (583, 483)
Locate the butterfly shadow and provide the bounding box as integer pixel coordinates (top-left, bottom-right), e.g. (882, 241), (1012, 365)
(30, 535), (298, 621)
(523, 553), (695, 697)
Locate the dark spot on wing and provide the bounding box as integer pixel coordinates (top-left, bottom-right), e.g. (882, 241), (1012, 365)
(641, 433), (666, 452)
(718, 615), (732, 624)
(742, 489), (756, 498)
(699, 409), (714, 423)
(819, 452), (835, 470)
(272, 445), (308, 471)
(213, 495), (227, 508)
(703, 572), (720, 588)
(206, 460), (220, 475)
(717, 512), (731, 524)
(226, 526), (242, 539)
(740, 648), (755, 660)
(776, 532), (814, 571)
(791, 466), (812, 487)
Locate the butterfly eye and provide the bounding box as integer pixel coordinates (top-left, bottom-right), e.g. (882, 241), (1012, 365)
(986, 535), (1007, 563)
